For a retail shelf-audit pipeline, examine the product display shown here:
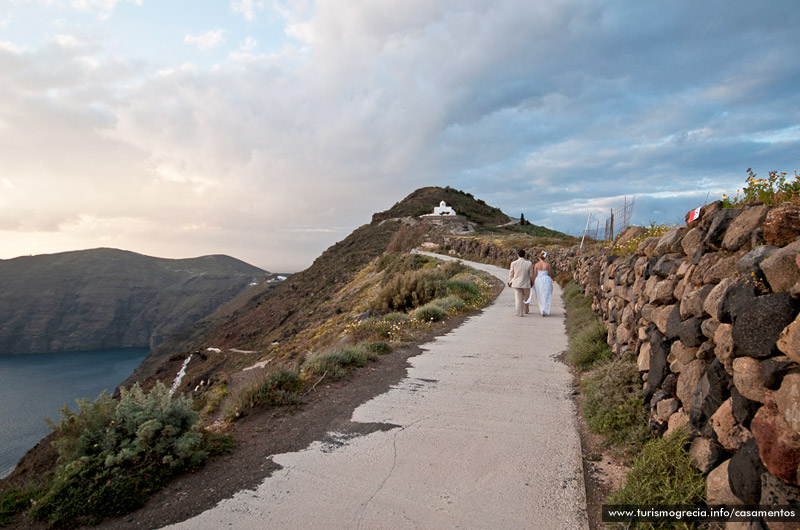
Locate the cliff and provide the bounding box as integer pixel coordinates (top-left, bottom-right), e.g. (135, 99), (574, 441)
(0, 248), (268, 354)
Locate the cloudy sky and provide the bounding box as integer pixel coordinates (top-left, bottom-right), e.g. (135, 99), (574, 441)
(1, 0), (799, 272)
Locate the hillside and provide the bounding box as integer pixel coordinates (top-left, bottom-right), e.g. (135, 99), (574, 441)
(0, 248), (269, 354)
(372, 186), (510, 225)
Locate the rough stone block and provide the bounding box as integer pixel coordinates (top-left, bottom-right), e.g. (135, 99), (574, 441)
(690, 436), (726, 473)
(653, 254), (684, 278)
(691, 358), (732, 427)
(707, 459), (742, 506)
(732, 293), (800, 359)
(774, 373), (800, 433)
(691, 252), (724, 286)
(681, 284), (714, 320)
(653, 304), (676, 336)
(679, 317), (706, 348)
(665, 408), (692, 437)
(645, 327), (670, 399)
(702, 318), (720, 340)
(733, 356), (768, 403)
(652, 278), (678, 305)
(728, 439), (766, 504)
(760, 356), (797, 390)
(677, 359), (709, 408)
(711, 398), (755, 452)
(655, 228), (688, 256)
(657, 397), (680, 422)
(715, 323), (736, 374)
(751, 403), (800, 485)
(672, 341), (699, 365)
(638, 342), (651, 372)
(760, 472), (800, 522)
(682, 227), (706, 258)
(638, 236), (661, 258)
(703, 253), (740, 285)
(704, 209), (742, 250)
(732, 386), (762, 429)
(761, 240), (800, 294)
(737, 245), (778, 285)
(723, 205), (770, 252)
(764, 204), (800, 247)
(704, 277), (738, 323)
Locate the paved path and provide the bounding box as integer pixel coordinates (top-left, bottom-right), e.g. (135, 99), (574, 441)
(164, 254), (588, 530)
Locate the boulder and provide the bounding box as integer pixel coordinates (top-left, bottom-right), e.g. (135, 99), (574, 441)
(657, 397), (680, 422)
(774, 373), (800, 433)
(715, 323), (736, 373)
(663, 373), (678, 396)
(645, 327), (670, 399)
(731, 386), (761, 429)
(703, 253), (740, 285)
(751, 402), (800, 485)
(733, 356), (768, 403)
(653, 254), (684, 278)
(764, 204), (800, 247)
(723, 205), (770, 252)
(760, 472), (800, 530)
(679, 317), (705, 348)
(677, 359), (709, 408)
(728, 439), (766, 504)
(702, 317), (720, 340)
(691, 358), (732, 427)
(681, 284), (714, 319)
(697, 341), (716, 362)
(690, 436), (726, 473)
(673, 276), (688, 300)
(651, 278), (678, 305)
(691, 252), (724, 286)
(676, 260), (693, 278)
(761, 240), (800, 293)
(760, 356), (797, 390)
(737, 245), (778, 285)
(710, 398), (755, 452)
(699, 201), (724, 229)
(704, 277), (739, 322)
(654, 227), (688, 256)
(653, 305), (676, 336)
(704, 208), (743, 250)
(665, 408), (692, 437)
(682, 227), (706, 258)
(732, 293), (800, 358)
(707, 459), (742, 505)
(777, 316), (800, 363)
(638, 341), (652, 372)
(671, 341), (699, 365)
(638, 236), (661, 258)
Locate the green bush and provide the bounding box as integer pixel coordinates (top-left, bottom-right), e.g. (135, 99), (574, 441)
(447, 279), (480, 301)
(0, 483), (43, 525)
(439, 260), (466, 279)
(413, 303), (448, 322)
(237, 369), (302, 411)
(375, 268), (448, 311)
(609, 431), (706, 529)
(431, 295), (465, 312)
(582, 356), (650, 453)
(365, 341), (392, 355)
(29, 382), (209, 527)
(383, 312), (409, 323)
(569, 321), (612, 370)
(302, 346), (372, 380)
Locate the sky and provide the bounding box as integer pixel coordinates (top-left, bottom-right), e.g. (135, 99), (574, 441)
(1, 0), (799, 272)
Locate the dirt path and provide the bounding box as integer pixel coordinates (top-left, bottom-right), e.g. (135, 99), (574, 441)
(162, 254), (588, 530)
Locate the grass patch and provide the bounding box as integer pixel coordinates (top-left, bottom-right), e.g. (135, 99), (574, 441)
(236, 369), (302, 411)
(569, 321), (612, 370)
(302, 346), (374, 381)
(0, 483), (44, 526)
(608, 430), (706, 529)
(447, 279), (480, 301)
(412, 303), (448, 322)
(364, 341), (392, 355)
(383, 312), (409, 323)
(431, 295), (465, 312)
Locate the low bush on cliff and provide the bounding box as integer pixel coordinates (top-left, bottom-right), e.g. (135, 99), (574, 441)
(413, 303), (448, 322)
(0, 483), (43, 525)
(608, 430), (706, 529)
(27, 382), (222, 527)
(722, 168), (800, 207)
(236, 369), (303, 410)
(302, 346), (375, 380)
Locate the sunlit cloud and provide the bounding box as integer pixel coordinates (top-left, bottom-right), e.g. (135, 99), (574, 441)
(184, 29), (227, 51)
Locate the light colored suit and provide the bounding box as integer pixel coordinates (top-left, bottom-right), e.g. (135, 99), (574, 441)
(508, 257), (534, 316)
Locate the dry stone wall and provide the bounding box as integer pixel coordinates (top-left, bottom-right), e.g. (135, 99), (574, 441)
(569, 202), (800, 515)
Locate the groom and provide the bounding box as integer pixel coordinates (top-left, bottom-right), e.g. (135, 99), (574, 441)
(508, 249), (534, 317)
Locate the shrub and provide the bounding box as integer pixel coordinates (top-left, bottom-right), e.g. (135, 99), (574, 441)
(722, 168), (800, 207)
(431, 295), (465, 312)
(413, 303), (448, 322)
(582, 356), (650, 453)
(302, 346), (372, 381)
(383, 312), (409, 323)
(447, 279), (480, 301)
(387, 225), (427, 252)
(569, 321), (612, 370)
(0, 483), (43, 525)
(365, 341), (392, 355)
(237, 369), (302, 410)
(375, 268), (448, 311)
(608, 431), (706, 529)
(29, 382), (209, 527)
(439, 260), (466, 279)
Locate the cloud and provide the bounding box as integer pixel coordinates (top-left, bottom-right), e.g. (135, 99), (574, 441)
(184, 29), (227, 51)
(69, 0), (142, 19)
(1, 0), (800, 271)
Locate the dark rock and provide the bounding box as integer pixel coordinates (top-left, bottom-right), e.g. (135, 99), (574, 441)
(679, 317), (705, 347)
(764, 204), (800, 247)
(681, 284), (714, 319)
(731, 386), (761, 429)
(760, 356), (798, 389)
(662, 373), (678, 396)
(737, 245), (779, 285)
(720, 281), (758, 324)
(751, 228), (766, 249)
(697, 341), (716, 361)
(732, 293), (800, 358)
(654, 227), (688, 255)
(689, 437), (726, 473)
(760, 471), (800, 511)
(681, 227), (706, 258)
(699, 201), (724, 230)
(691, 358), (732, 427)
(722, 204), (770, 252)
(702, 253), (739, 285)
(704, 209), (742, 250)
(761, 240), (800, 293)
(691, 252), (723, 286)
(645, 327), (670, 399)
(653, 254), (683, 278)
(728, 439), (767, 504)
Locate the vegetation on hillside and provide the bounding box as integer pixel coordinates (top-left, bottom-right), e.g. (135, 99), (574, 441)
(722, 168), (800, 207)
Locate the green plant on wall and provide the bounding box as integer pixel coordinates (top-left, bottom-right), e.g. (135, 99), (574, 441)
(722, 168), (800, 207)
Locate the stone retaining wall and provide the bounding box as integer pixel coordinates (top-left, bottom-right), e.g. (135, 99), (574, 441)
(443, 204), (800, 521)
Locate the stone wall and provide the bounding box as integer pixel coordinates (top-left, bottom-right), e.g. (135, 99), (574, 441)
(570, 203), (800, 517)
(442, 204), (800, 518)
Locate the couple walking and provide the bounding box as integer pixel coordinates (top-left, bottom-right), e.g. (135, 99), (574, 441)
(508, 249), (553, 317)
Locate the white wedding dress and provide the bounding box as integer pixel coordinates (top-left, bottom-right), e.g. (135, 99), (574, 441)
(533, 269), (553, 316)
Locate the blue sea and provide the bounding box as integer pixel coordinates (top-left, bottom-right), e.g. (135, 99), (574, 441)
(0, 348), (149, 479)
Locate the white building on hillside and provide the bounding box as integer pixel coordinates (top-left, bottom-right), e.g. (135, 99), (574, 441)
(422, 201), (456, 217)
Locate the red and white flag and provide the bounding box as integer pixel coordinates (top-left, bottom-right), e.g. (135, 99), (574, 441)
(687, 207), (701, 223)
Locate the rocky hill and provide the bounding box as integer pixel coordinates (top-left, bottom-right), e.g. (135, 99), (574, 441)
(0, 248), (269, 354)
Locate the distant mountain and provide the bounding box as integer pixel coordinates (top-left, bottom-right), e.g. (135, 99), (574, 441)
(0, 248), (269, 354)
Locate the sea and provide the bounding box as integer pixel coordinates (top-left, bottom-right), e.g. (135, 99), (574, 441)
(0, 347), (149, 479)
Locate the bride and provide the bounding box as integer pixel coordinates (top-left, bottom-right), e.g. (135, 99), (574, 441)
(532, 251), (553, 316)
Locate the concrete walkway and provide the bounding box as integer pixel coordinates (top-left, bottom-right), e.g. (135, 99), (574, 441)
(163, 254), (588, 530)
